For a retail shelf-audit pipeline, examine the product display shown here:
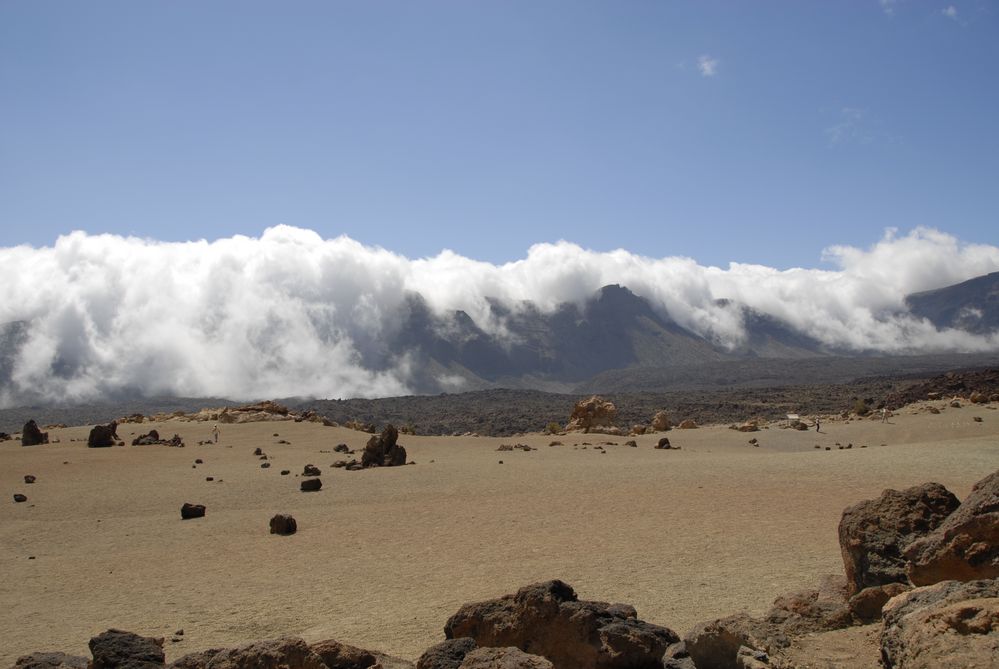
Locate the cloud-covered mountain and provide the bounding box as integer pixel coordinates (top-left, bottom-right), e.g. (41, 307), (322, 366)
(1, 226), (998, 406)
(905, 271), (999, 335)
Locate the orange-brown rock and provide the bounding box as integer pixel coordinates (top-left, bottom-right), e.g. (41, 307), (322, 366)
(650, 411), (671, 432)
(566, 396), (617, 433)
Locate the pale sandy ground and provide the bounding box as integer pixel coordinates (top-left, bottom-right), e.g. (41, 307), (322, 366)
(1, 402), (997, 666)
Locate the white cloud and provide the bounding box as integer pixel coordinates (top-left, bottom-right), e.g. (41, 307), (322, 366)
(697, 55), (719, 77)
(942, 5), (958, 19)
(824, 107), (871, 147)
(0, 226), (997, 406)
(880, 0), (899, 15)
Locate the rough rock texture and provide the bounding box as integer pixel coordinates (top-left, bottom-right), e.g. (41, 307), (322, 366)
(11, 652), (88, 669)
(566, 397), (617, 433)
(21, 420), (48, 446)
(132, 430), (161, 446)
(443, 580), (678, 669)
(308, 639), (376, 668)
(269, 514), (297, 536)
(88, 423), (119, 448)
(683, 614), (779, 669)
(880, 578), (999, 668)
(904, 470), (999, 586)
(181, 503), (206, 520)
(848, 583), (911, 623)
(417, 638), (477, 669)
(300, 478), (322, 492)
(361, 425), (407, 468)
(89, 629), (165, 669)
(458, 647), (552, 669)
(650, 411), (671, 432)
(170, 637), (326, 669)
(677, 419), (698, 429)
(838, 482), (960, 594)
(303, 464), (321, 477)
(764, 574), (854, 636)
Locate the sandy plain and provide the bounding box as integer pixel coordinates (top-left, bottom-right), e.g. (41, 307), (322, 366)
(1, 401), (997, 665)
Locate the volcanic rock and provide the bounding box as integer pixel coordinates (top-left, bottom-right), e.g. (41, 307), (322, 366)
(677, 419), (698, 429)
(132, 430), (161, 446)
(683, 614), (778, 669)
(24, 474), (36, 484)
(443, 580), (678, 669)
(12, 652), (89, 669)
(171, 637), (326, 669)
(650, 410), (671, 432)
(14, 493), (28, 503)
(838, 482), (960, 594)
(848, 583), (911, 623)
(269, 514), (298, 535)
(180, 503), (206, 519)
(880, 578), (999, 668)
(458, 647), (553, 669)
(21, 420), (48, 446)
(334, 444), (350, 454)
(566, 396), (617, 433)
(301, 478), (322, 492)
(764, 574), (854, 635)
(904, 469), (999, 585)
(417, 638), (477, 669)
(303, 464), (321, 477)
(655, 437), (672, 449)
(88, 423), (119, 448)
(361, 425), (407, 468)
(89, 629), (165, 669)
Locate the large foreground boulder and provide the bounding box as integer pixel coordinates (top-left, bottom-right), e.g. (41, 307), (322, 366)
(12, 652), (88, 669)
(310, 638), (413, 669)
(838, 482), (960, 594)
(764, 574), (854, 636)
(683, 614), (781, 669)
(880, 578), (999, 668)
(417, 638), (477, 669)
(88, 423), (119, 448)
(443, 580), (678, 669)
(904, 469), (999, 585)
(89, 629), (164, 669)
(21, 420), (48, 446)
(458, 648), (552, 669)
(361, 425), (407, 468)
(171, 637), (326, 669)
(566, 397), (617, 433)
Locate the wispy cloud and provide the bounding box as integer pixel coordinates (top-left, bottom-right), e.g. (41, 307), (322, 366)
(942, 5), (958, 19)
(879, 0), (899, 16)
(824, 107), (872, 147)
(697, 55), (719, 77)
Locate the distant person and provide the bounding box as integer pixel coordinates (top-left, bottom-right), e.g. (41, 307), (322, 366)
(881, 407), (888, 423)
(815, 418), (821, 433)
(212, 424), (220, 443)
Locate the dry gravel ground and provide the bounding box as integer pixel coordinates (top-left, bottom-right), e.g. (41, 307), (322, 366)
(1, 402), (997, 665)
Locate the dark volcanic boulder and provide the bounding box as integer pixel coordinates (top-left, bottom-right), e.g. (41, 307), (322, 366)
(89, 629), (165, 669)
(300, 478), (322, 492)
(88, 423), (119, 448)
(14, 493), (28, 502)
(904, 470), (999, 585)
(303, 464), (321, 477)
(459, 647), (553, 668)
(132, 430), (161, 446)
(764, 574), (854, 635)
(880, 578), (999, 668)
(269, 514), (298, 535)
(308, 639), (376, 668)
(417, 638), (477, 669)
(848, 583), (911, 623)
(838, 482), (960, 594)
(21, 420), (48, 446)
(443, 580), (678, 669)
(170, 637), (325, 669)
(361, 425), (407, 468)
(683, 614), (779, 669)
(13, 652), (89, 669)
(180, 503), (206, 519)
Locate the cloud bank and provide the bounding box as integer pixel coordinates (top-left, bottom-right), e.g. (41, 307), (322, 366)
(1, 226), (997, 406)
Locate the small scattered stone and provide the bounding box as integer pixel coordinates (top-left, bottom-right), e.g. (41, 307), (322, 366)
(194, 459), (203, 464)
(14, 493), (28, 503)
(180, 503), (206, 519)
(24, 475), (36, 483)
(973, 416), (983, 422)
(269, 513), (298, 535)
(303, 464), (321, 476)
(498, 460), (504, 464)
(300, 478), (322, 492)
(253, 447), (263, 456)
(261, 462), (271, 469)
(280, 470), (290, 475)
(205, 476), (214, 481)
(625, 440), (637, 447)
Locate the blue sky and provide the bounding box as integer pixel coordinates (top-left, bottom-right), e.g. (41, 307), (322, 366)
(2, 1), (997, 268)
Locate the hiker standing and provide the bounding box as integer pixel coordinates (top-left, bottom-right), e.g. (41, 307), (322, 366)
(212, 424), (220, 443)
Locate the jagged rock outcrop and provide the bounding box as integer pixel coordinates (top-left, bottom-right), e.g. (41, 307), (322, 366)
(443, 580), (678, 669)
(764, 574), (854, 636)
(417, 638), (477, 669)
(11, 652), (88, 669)
(683, 614), (779, 669)
(21, 419), (48, 446)
(880, 578), (999, 668)
(89, 629), (164, 669)
(88, 423), (120, 448)
(458, 647), (552, 669)
(848, 583), (911, 623)
(310, 637), (415, 668)
(650, 411), (671, 432)
(565, 397), (617, 433)
(838, 482), (960, 594)
(170, 637), (326, 669)
(361, 425), (407, 468)
(904, 469), (999, 585)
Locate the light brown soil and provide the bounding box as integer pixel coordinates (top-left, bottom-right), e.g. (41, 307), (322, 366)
(1, 401), (996, 665)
